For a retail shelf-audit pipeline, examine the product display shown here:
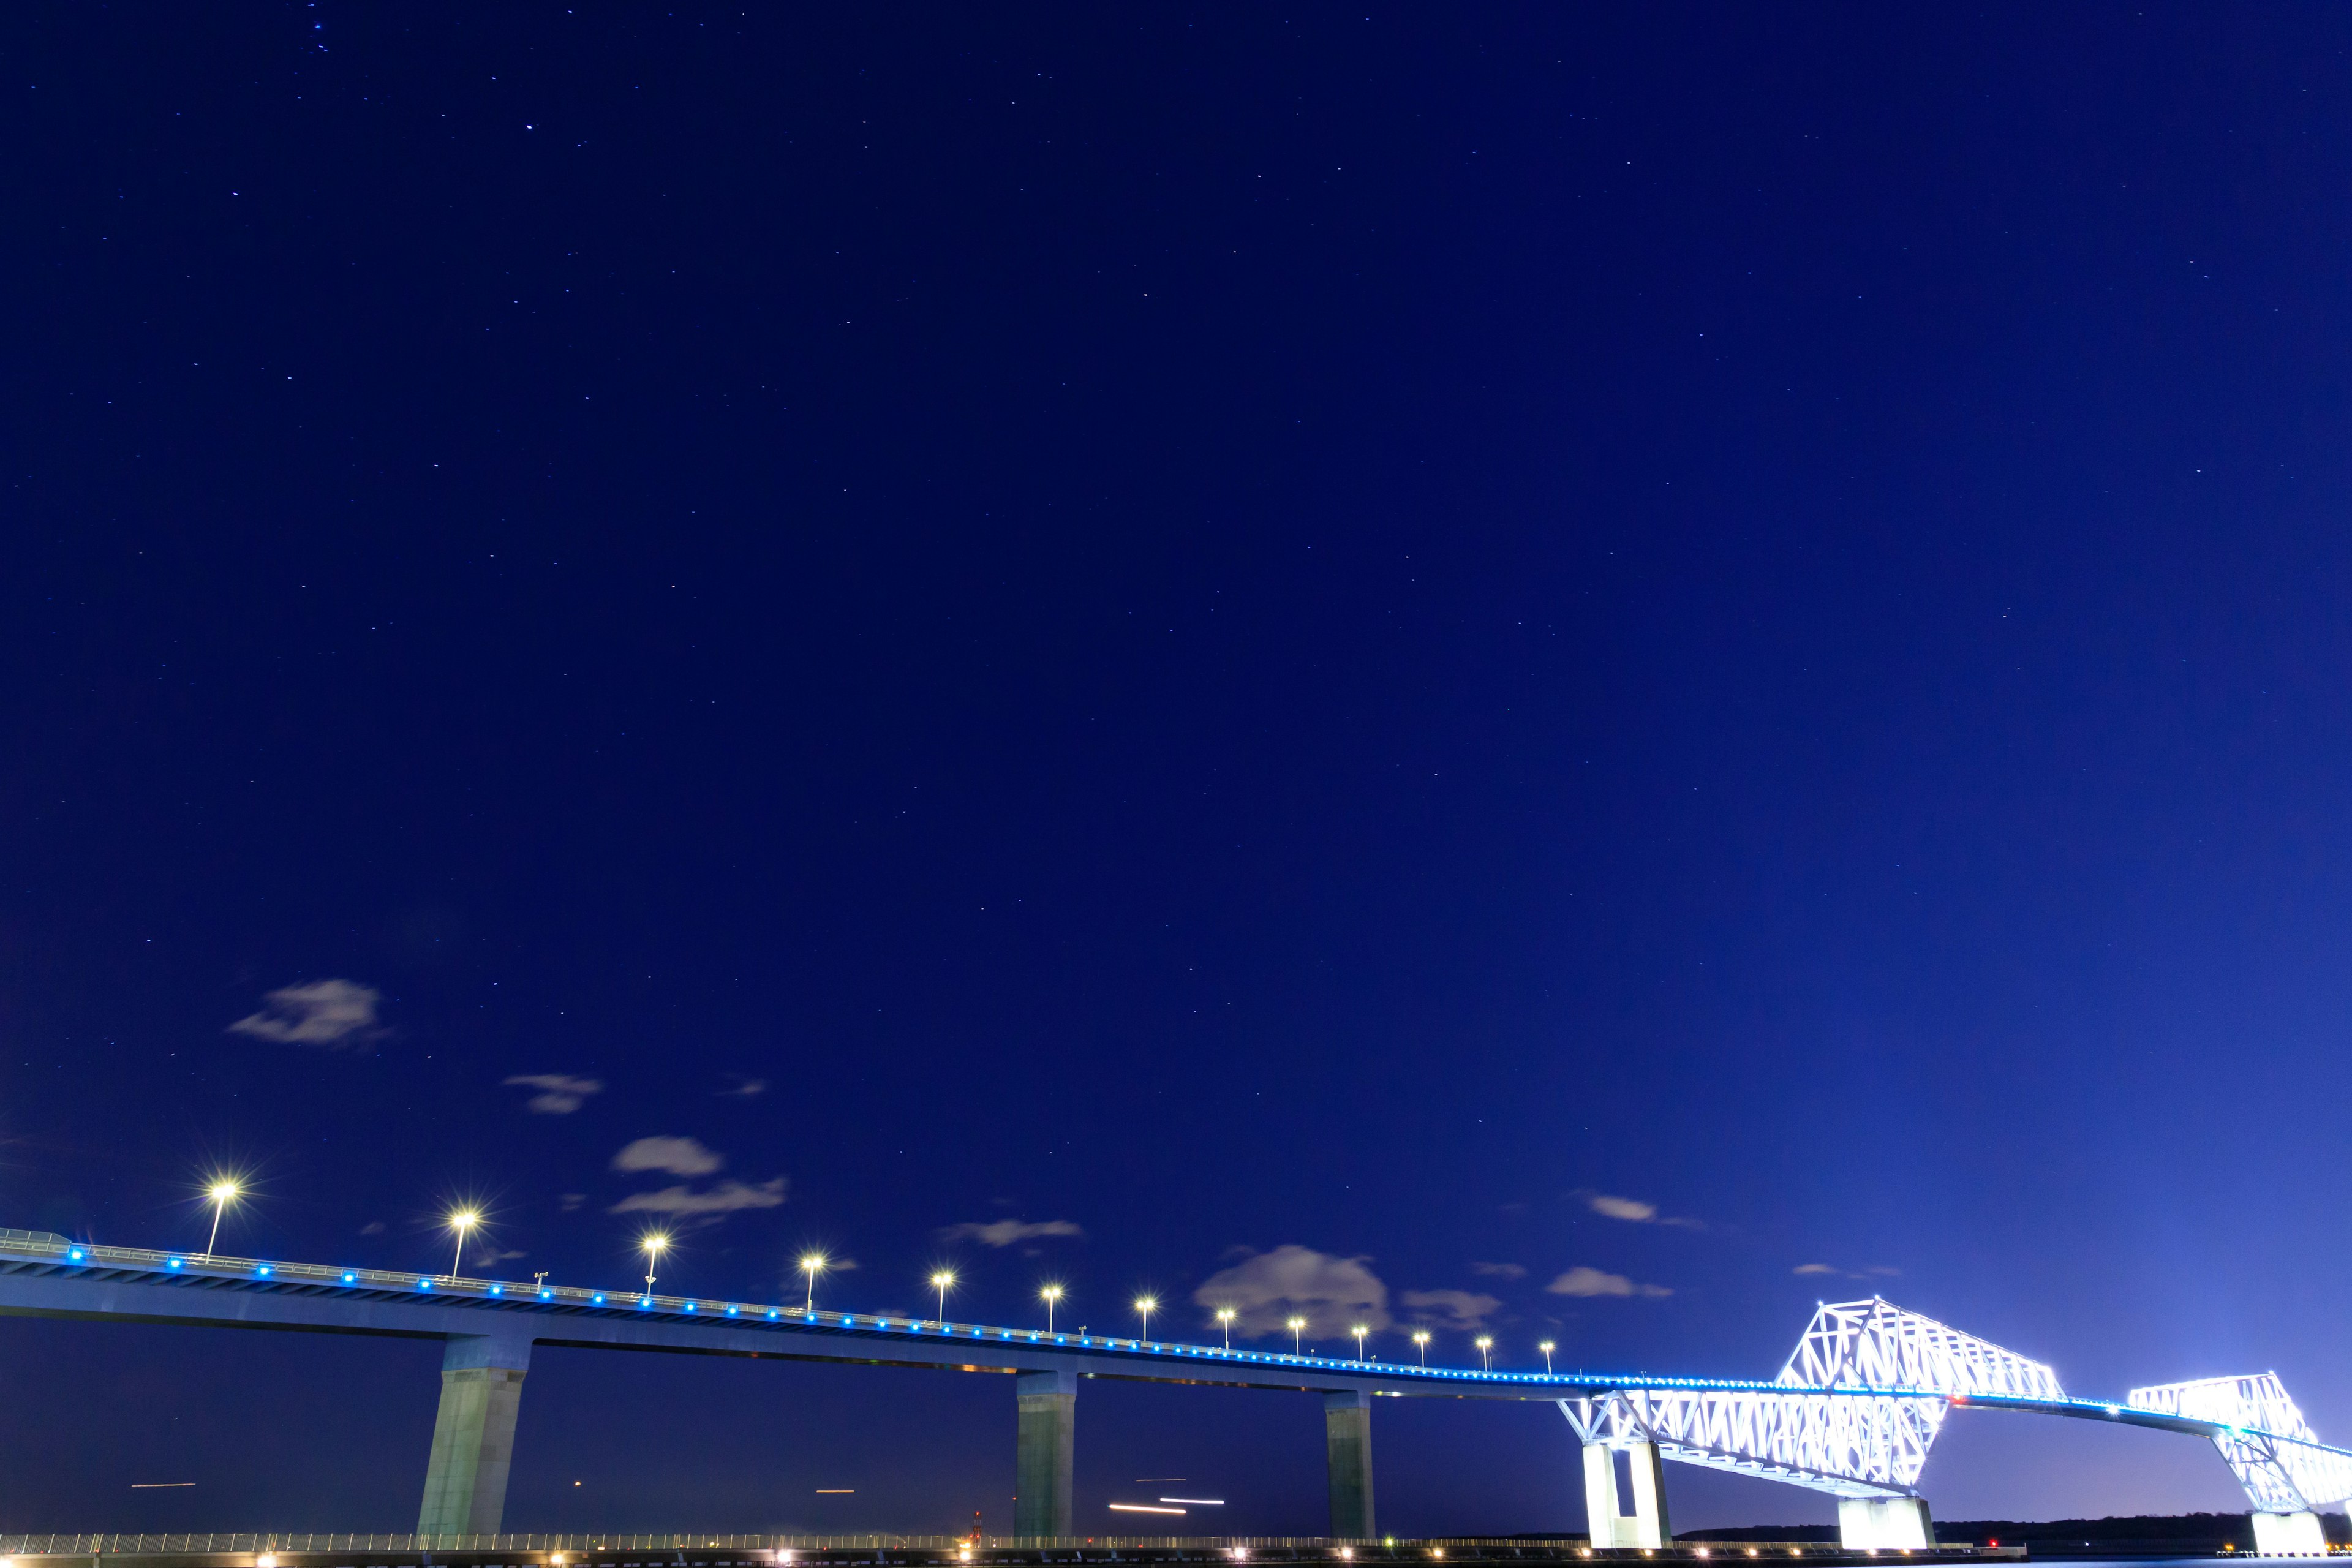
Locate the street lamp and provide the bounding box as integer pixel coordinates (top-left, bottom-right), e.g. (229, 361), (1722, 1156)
(1475, 1336), (1494, 1371)
(1134, 1295), (1158, 1343)
(1539, 1340), (1556, 1373)
(200, 1180), (239, 1261)
(799, 1253), (827, 1313)
(1041, 1284), (1065, 1333)
(931, 1271), (956, 1323)
(1412, 1330), (1430, 1366)
(447, 1210), (479, 1281)
(1216, 1307), (1236, 1349)
(1351, 1324), (1369, 1362)
(642, 1234), (668, 1295)
(1288, 1316), (1308, 1356)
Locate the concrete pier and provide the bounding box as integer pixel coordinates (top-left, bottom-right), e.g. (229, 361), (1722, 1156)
(1324, 1389), (1376, 1540)
(1013, 1369), (1076, 1539)
(417, 1333), (532, 1536)
(2250, 1511), (2328, 1555)
(1837, 1497), (1935, 1550)
(1581, 1440), (1670, 1550)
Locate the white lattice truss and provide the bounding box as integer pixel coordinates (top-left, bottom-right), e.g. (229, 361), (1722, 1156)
(1561, 1298), (2064, 1501)
(2127, 1374), (2352, 1513)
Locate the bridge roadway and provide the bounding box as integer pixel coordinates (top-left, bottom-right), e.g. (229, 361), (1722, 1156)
(0, 1232), (2330, 1547)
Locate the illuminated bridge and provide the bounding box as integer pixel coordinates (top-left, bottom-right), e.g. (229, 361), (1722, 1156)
(1, 1231), (2343, 1553)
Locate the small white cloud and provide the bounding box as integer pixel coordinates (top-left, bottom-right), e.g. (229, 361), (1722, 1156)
(1193, 1245), (1391, 1338)
(1547, 1266), (1672, 1299)
(937, 1218), (1085, 1248)
(1400, 1288), (1503, 1331)
(504, 1072), (604, 1114)
(558, 1193), (586, 1212)
(722, 1075), (768, 1098)
(609, 1177), (787, 1216)
(1471, 1261), (1527, 1280)
(228, 979), (384, 1047)
(1588, 1194), (1657, 1223)
(612, 1136), (724, 1176)
(474, 1247), (527, 1265)
(1793, 1263), (1836, 1276)
(359, 1220), (386, 1235)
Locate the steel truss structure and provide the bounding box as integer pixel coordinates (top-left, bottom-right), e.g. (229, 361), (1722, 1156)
(2127, 1374), (2352, 1513)
(1561, 1298), (2064, 1500)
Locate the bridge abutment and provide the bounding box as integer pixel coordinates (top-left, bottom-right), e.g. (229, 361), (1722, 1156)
(417, 1332), (533, 1537)
(1581, 1440), (1670, 1549)
(2250, 1511), (2329, 1555)
(1837, 1497), (1935, 1550)
(1013, 1368), (1076, 1539)
(1324, 1389), (1376, 1540)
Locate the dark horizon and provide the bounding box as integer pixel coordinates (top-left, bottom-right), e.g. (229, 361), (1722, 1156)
(7, 0), (2351, 1538)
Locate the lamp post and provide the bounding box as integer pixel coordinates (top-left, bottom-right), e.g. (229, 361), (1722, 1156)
(642, 1234), (668, 1295)
(1539, 1340), (1556, 1373)
(447, 1210), (479, 1281)
(1475, 1336), (1494, 1371)
(1351, 1324), (1369, 1362)
(799, 1253), (827, 1313)
(932, 1270), (956, 1323)
(201, 1181), (239, 1261)
(1287, 1316), (1307, 1356)
(1413, 1330), (1430, 1366)
(1216, 1307), (1236, 1349)
(1041, 1284), (1065, 1333)
(1134, 1296), (1158, 1343)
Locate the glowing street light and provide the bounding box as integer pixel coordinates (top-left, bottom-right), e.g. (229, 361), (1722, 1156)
(642, 1234), (669, 1294)
(799, 1253), (827, 1313)
(1134, 1295), (1158, 1342)
(447, 1210), (480, 1281)
(1041, 1284), (1065, 1333)
(1351, 1324), (1371, 1362)
(931, 1271), (956, 1323)
(1216, 1307), (1236, 1349)
(200, 1180), (240, 1261)
(1287, 1316), (1307, 1355)
(1539, 1340), (1557, 1373)
(1412, 1330), (1431, 1366)
(1475, 1335), (1494, 1371)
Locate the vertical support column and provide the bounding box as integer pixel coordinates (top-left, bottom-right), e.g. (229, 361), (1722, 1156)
(1581, 1441), (1668, 1550)
(1838, 1498), (1936, 1550)
(1581, 1442), (1622, 1549)
(1014, 1369), (1076, 1540)
(1324, 1390), (1376, 1541)
(1623, 1440), (1671, 1550)
(417, 1333), (533, 1538)
(2250, 1512), (2326, 1555)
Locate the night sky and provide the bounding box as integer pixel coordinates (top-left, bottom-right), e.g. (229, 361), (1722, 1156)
(6, 1), (2351, 1539)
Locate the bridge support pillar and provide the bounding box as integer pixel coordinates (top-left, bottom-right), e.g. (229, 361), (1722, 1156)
(1324, 1389), (1376, 1540)
(1581, 1441), (1670, 1549)
(2250, 1512), (2328, 1555)
(1014, 1368), (1076, 1540)
(1838, 1497), (1936, 1550)
(417, 1332), (533, 1537)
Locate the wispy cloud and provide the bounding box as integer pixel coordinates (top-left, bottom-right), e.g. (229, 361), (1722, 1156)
(1582, 1191), (1703, 1230)
(612, 1136), (724, 1176)
(504, 1072), (604, 1114)
(937, 1218), (1084, 1248)
(1547, 1265), (1672, 1299)
(1471, 1261), (1526, 1280)
(1400, 1287), (1502, 1332)
(559, 1194), (586, 1212)
(1793, 1262), (1901, 1281)
(609, 1177), (787, 1216)
(722, 1075), (768, 1098)
(1793, 1263), (1836, 1276)
(227, 979), (384, 1047)
(1193, 1245), (1390, 1338)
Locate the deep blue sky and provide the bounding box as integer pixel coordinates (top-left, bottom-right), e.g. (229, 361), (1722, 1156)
(5, 0), (2350, 1538)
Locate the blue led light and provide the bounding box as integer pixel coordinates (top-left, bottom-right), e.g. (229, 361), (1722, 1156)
(727, 1305), (738, 1316)
(766, 1308), (778, 1319)
(67, 1248), (84, 1261)
(490, 1285), (504, 1295)
(169, 1258), (186, 1270)
(417, 1277), (432, 1289)
(341, 1271), (356, 1284)
(684, 1302), (697, 1312)
(592, 1293), (606, 1305)
(539, 1289), (552, 1300)
(257, 1265), (273, 1276)
(639, 1295), (652, 1308)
